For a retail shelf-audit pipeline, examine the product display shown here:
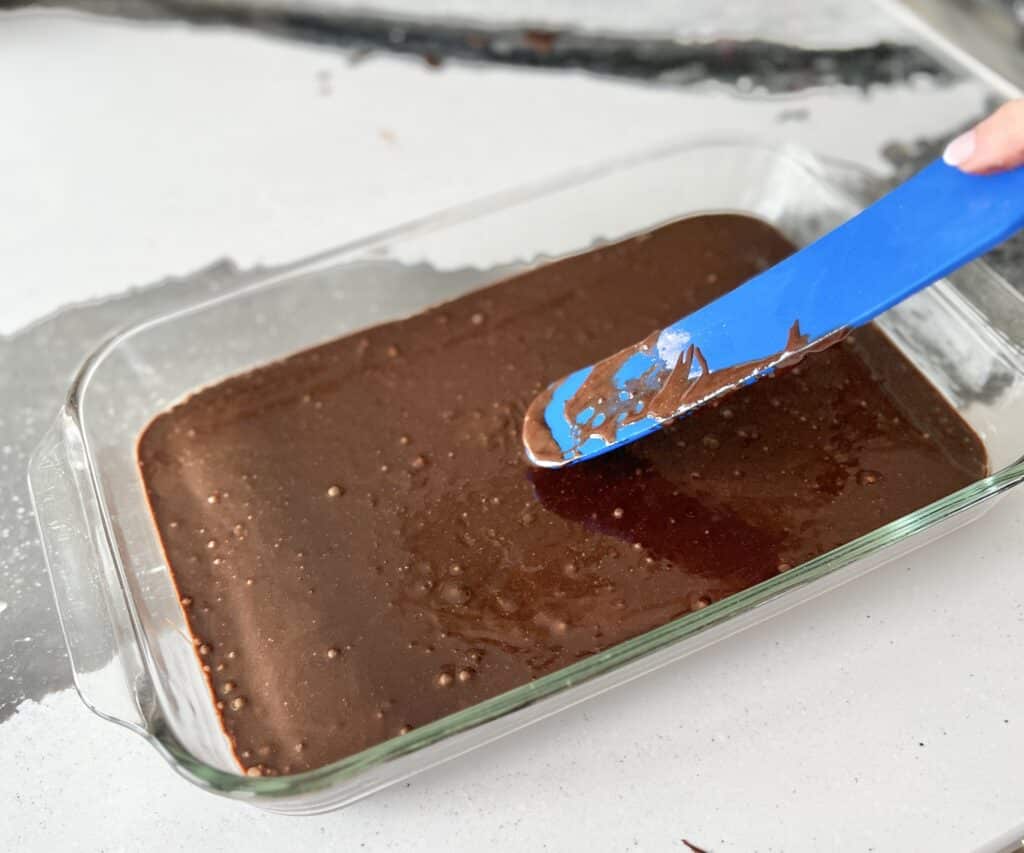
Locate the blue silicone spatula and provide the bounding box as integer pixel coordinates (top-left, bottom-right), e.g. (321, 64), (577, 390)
(522, 159), (1024, 468)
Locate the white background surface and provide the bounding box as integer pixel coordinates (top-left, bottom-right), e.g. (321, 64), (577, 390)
(3, 8), (1024, 852)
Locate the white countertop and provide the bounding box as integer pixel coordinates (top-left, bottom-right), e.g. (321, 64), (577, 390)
(3, 8), (1024, 852)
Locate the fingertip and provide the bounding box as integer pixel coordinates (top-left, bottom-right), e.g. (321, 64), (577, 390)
(942, 130), (976, 169)
(948, 99), (1024, 174)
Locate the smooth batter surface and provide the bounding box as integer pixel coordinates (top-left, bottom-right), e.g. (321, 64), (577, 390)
(137, 214), (986, 776)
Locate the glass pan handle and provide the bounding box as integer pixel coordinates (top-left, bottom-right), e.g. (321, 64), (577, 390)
(28, 410), (152, 731)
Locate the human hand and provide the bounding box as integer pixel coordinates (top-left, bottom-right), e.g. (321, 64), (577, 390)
(944, 100), (1024, 174)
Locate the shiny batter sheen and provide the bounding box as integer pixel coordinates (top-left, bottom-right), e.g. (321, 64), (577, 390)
(137, 214), (986, 777)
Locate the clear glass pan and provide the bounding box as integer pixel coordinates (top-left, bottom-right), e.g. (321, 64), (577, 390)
(28, 138), (1024, 814)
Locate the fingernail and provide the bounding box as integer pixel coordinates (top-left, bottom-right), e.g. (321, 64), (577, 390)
(943, 130), (976, 167)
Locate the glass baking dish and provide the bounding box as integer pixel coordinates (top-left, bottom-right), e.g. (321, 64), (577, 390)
(28, 139), (1024, 814)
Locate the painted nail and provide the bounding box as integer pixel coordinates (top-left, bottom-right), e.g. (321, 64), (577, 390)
(942, 130), (976, 167)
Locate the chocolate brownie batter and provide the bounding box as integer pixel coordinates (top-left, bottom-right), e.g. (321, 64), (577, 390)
(137, 214), (986, 777)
